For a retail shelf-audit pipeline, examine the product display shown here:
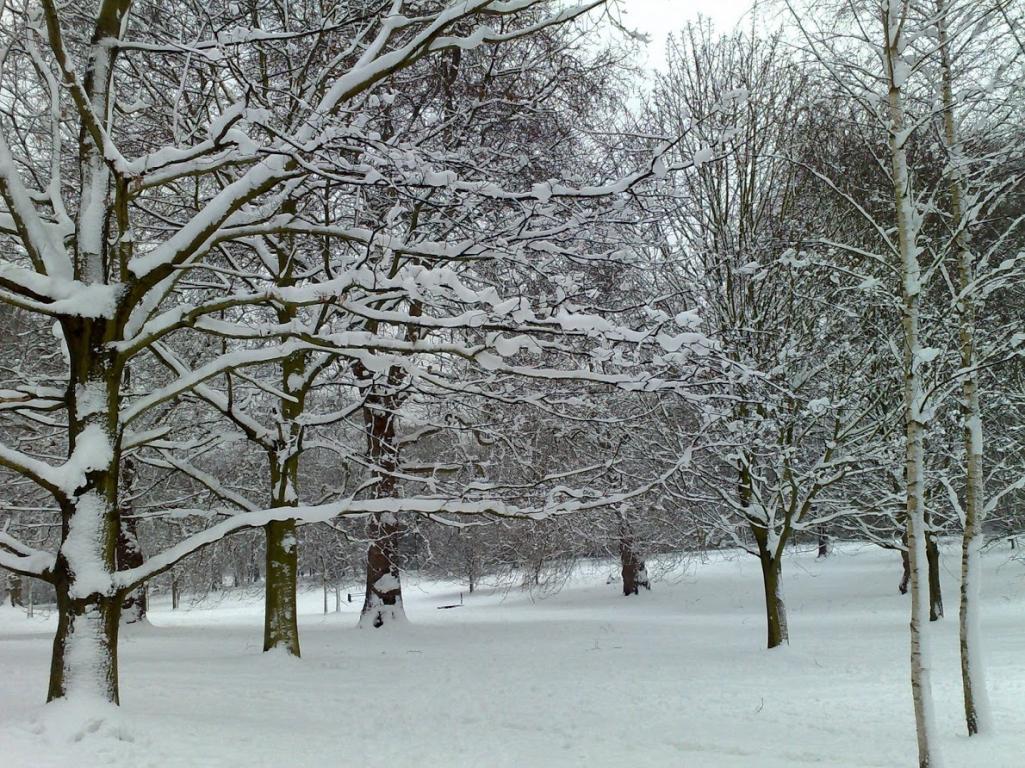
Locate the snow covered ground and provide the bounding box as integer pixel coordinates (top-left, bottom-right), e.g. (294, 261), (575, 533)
(1, 542), (1024, 767)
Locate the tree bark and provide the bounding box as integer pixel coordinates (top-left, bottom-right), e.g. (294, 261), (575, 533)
(263, 517), (300, 655)
(261, 342), (307, 656)
(619, 513), (650, 596)
(358, 375), (407, 628)
(899, 530), (911, 595)
(8, 573), (23, 607)
(754, 528), (788, 649)
(116, 459), (146, 625)
(47, 311), (126, 703)
(935, 0), (991, 735)
(47, 591), (120, 703)
(886, 8), (942, 762)
(926, 528), (943, 621)
(360, 513), (405, 628)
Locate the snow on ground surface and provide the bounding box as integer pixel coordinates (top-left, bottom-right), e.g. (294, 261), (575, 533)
(2, 542), (1024, 767)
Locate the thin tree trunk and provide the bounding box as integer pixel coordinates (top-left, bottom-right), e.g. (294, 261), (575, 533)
(900, 530), (911, 595)
(754, 527), (788, 649)
(926, 527), (943, 621)
(936, 0), (991, 735)
(322, 561), (328, 616)
(8, 573), (23, 607)
(886, 8), (941, 762)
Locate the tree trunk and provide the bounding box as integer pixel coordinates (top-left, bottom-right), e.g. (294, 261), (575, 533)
(116, 461), (146, 625)
(886, 10), (941, 761)
(960, 507), (989, 734)
(360, 512), (405, 628)
(47, 343), (124, 704)
(926, 528), (943, 621)
(754, 529), (788, 649)
(322, 563), (328, 615)
(358, 377), (406, 628)
(8, 573), (23, 607)
(261, 342), (307, 655)
(935, 0), (991, 735)
(618, 513), (650, 596)
(47, 590), (120, 703)
(263, 518), (300, 655)
(900, 534), (911, 595)
(817, 532), (829, 559)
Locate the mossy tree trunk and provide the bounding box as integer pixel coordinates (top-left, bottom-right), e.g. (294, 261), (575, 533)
(260, 203), (309, 655)
(752, 525), (788, 649)
(263, 517), (300, 655)
(48, 318), (126, 703)
(262, 342), (307, 656)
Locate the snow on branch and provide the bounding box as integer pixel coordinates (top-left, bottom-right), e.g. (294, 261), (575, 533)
(0, 530), (56, 581)
(114, 461), (680, 593)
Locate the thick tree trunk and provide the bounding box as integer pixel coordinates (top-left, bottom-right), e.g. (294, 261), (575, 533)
(261, 343), (307, 655)
(618, 514), (650, 597)
(47, 343), (124, 704)
(358, 376), (407, 628)
(47, 590), (120, 703)
(40, 0), (133, 708)
(360, 512), (405, 628)
(263, 518), (300, 655)
(817, 532), (829, 559)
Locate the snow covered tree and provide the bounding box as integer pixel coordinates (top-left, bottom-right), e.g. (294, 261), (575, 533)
(646, 24), (882, 648)
(0, 0), (682, 705)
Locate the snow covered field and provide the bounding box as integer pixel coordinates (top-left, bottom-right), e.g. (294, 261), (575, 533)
(1, 543), (1023, 767)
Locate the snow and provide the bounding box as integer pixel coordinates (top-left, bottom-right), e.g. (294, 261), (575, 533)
(2, 543), (1024, 767)
(62, 493), (114, 598)
(59, 608), (110, 700)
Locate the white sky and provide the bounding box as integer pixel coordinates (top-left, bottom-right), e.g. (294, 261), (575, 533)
(617, 0), (756, 70)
